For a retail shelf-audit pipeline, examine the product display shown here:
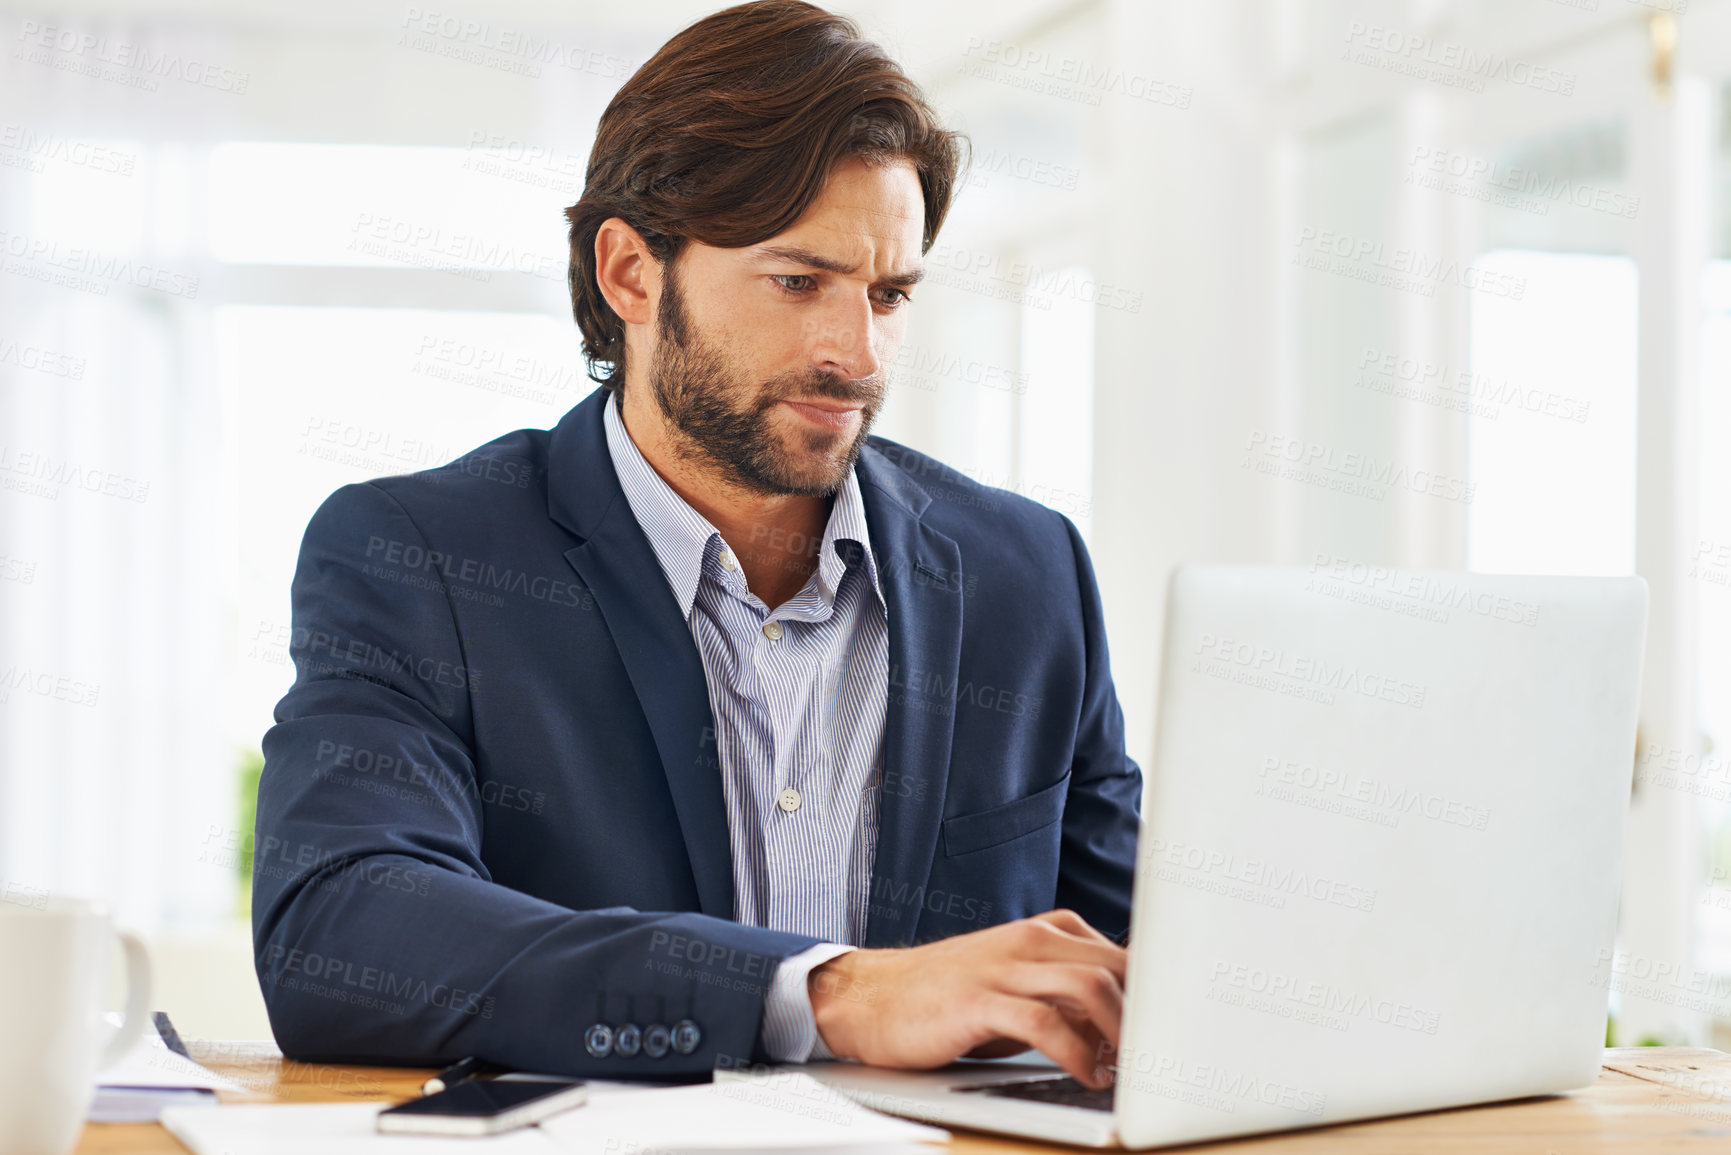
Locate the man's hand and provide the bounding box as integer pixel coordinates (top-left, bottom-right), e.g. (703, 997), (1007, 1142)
(808, 909), (1125, 1089)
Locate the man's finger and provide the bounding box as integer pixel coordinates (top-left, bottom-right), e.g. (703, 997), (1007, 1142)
(1013, 918), (1129, 979)
(1050, 1000), (1115, 1080)
(995, 962), (1124, 1049)
(1033, 908), (1116, 945)
(979, 993), (1113, 1090)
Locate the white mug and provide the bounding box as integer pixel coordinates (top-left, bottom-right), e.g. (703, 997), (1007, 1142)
(0, 894), (151, 1155)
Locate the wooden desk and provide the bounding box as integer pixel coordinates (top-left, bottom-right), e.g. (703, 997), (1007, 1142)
(77, 1045), (1731, 1153)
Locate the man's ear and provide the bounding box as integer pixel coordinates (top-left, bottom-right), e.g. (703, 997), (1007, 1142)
(594, 218), (658, 328)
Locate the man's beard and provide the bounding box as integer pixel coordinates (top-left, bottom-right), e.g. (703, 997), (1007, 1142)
(645, 261), (883, 498)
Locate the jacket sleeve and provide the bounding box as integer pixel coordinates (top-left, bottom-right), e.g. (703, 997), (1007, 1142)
(251, 481), (819, 1077)
(1052, 515), (1143, 940)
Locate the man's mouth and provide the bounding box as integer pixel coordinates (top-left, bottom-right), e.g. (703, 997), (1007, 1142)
(780, 398), (864, 430)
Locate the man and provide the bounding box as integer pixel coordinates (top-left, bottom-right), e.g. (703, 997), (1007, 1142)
(254, 0), (1140, 1092)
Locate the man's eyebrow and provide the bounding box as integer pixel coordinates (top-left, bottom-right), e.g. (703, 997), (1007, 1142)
(756, 244), (925, 287)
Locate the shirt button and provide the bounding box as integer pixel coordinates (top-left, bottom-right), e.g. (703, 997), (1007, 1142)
(720, 550), (738, 572)
(777, 787), (802, 813)
(761, 620), (783, 642)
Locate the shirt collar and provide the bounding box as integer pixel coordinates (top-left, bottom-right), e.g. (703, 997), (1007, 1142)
(603, 392), (882, 617)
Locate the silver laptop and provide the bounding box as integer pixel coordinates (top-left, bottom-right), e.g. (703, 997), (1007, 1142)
(773, 564), (1648, 1148)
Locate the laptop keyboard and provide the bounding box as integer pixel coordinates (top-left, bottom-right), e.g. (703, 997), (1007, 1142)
(954, 1075), (1114, 1113)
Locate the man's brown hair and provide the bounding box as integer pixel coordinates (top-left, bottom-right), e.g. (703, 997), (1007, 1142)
(563, 0), (966, 392)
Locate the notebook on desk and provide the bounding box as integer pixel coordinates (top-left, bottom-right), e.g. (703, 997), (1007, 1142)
(161, 1071), (946, 1154)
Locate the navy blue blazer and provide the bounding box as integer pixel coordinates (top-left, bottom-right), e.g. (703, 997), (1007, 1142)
(253, 386), (1141, 1078)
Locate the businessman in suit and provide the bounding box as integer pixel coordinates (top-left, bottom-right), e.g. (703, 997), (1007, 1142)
(253, 0), (1140, 1091)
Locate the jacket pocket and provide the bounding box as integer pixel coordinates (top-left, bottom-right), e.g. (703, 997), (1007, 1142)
(942, 773), (1070, 857)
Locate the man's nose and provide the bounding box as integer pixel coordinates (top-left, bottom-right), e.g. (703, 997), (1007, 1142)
(806, 294), (880, 382)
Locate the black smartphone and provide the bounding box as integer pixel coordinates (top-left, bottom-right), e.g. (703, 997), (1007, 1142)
(376, 1079), (589, 1135)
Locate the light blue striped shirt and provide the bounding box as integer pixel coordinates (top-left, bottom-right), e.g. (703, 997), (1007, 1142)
(603, 395), (884, 1061)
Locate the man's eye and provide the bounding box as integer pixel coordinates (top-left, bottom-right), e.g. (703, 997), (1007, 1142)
(772, 275), (815, 294)
(876, 288), (911, 308)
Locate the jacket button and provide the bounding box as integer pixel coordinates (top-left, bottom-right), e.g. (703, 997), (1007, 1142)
(671, 1019), (702, 1055)
(614, 1024), (642, 1057)
(583, 1023), (613, 1058)
(643, 1023), (671, 1058)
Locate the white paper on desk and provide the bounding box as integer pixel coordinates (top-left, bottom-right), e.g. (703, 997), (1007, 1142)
(161, 1103), (565, 1155)
(99, 1028), (250, 1093)
(537, 1072), (948, 1153)
(89, 1085), (217, 1124)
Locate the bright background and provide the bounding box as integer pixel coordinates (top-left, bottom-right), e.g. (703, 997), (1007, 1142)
(1, 0), (1728, 1046)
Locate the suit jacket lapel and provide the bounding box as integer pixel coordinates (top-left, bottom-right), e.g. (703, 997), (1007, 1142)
(547, 390), (734, 921)
(545, 394), (967, 942)
(856, 445), (965, 948)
